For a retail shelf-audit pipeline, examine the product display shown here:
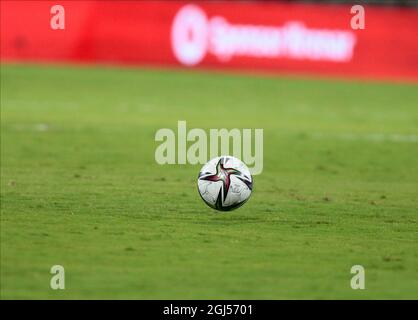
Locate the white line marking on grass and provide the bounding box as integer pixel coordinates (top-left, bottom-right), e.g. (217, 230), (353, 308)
(311, 133), (418, 143)
(3, 99), (80, 109)
(34, 123), (49, 132)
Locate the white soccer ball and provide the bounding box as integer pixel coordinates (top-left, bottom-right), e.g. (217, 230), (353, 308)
(197, 156), (253, 211)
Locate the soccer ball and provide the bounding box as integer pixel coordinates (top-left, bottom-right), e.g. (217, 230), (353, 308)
(197, 156), (253, 211)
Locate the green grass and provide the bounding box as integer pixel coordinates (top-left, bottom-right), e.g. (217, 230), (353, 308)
(1, 64), (417, 299)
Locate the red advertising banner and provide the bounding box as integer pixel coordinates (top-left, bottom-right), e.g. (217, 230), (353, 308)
(1, 1), (418, 81)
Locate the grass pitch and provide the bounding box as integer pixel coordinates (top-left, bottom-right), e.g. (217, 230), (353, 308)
(1, 64), (417, 299)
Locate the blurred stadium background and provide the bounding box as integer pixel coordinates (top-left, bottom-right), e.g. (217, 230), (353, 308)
(2, 0), (418, 80)
(1, 1), (417, 299)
